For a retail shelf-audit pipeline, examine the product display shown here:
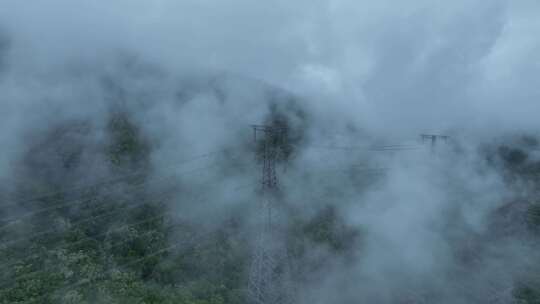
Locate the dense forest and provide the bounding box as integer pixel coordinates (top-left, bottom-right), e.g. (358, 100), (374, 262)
(0, 100), (362, 303)
(1, 100), (540, 303)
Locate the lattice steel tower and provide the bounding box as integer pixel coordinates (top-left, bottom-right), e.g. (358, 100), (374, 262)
(247, 125), (293, 304)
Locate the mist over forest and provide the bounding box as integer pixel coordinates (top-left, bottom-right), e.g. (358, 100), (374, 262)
(1, 1), (540, 303)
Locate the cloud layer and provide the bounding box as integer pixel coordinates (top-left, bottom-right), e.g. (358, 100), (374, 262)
(1, 1), (539, 303)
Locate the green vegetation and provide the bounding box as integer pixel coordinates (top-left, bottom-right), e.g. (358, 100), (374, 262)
(492, 138), (540, 304)
(3, 113), (540, 303)
(0, 112), (355, 303)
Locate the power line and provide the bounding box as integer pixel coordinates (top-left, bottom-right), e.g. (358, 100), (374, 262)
(0, 211), (168, 274)
(1, 224), (221, 302)
(3, 158), (389, 276)
(0, 151), (389, 247)
(0, 171), (171, 230)
(0, 181), (254, 277)
(0, 151), (247, 230)
(0, 160), (252, 246)
(0, 182), (256, 290)
(305, 164), (389, 172)
(1, 148), (236, 209)
(294, 144), (423, 152)
(0, 184), (174, 248)
(0, 162), (214, 230)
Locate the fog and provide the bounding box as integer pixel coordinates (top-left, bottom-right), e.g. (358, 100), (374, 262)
(1, 0), (539, 303)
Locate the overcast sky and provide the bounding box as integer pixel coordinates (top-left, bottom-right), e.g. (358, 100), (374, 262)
(1, 0), (539, 138)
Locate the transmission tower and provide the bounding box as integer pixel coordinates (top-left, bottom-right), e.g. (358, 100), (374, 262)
(247, 125), (293, 304)
(420, 134), (449, 152)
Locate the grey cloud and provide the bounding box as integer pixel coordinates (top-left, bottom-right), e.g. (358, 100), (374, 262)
(1, 1), (539, 303)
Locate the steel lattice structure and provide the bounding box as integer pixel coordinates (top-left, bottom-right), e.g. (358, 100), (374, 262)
(247, 125), (293, 304)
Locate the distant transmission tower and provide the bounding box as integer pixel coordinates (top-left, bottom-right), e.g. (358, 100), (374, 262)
(420, 134), (449, 152)
(247, 125), (293, 304)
